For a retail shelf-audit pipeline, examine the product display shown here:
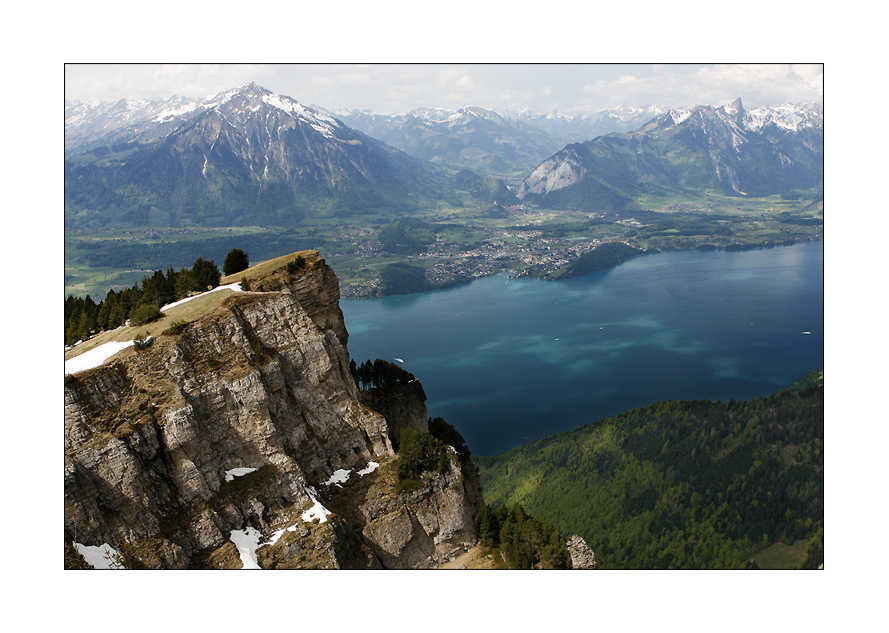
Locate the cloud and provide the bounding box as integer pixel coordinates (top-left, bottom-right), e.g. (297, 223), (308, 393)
(577, 64), (823, 112)
(65, 63), (824, 116)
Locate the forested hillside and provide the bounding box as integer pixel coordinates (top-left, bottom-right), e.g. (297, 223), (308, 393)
(475, 374), (824, 569)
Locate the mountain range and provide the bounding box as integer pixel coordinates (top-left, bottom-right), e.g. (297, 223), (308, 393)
(516, 98), (823, 210)
(325, 103), (672, 176)
(65, 84), (823, 229)
(65, 83), (453, 228)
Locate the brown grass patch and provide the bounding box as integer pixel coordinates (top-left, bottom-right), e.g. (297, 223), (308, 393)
(219, 249), (319, 286)
(438, 543), (501, 569)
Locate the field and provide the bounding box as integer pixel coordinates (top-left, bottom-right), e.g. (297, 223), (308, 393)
(753, 540), (809, 569)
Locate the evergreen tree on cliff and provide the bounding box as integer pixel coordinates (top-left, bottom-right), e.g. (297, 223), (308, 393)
(223, 249), (250, 276)
(191, 257), (221, 289)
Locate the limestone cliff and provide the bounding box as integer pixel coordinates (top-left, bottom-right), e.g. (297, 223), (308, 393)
(64, 253), (483, 569)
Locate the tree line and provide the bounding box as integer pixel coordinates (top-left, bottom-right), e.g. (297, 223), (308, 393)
(75, 230), (321, 271)
(65, 248), (254, 347)
(349, 358), (416, 391)
(65, 256), (223, 346)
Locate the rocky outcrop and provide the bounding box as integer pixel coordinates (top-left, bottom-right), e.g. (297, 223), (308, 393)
(567, 534), (596, 569)
(328, 453), (484, 569)
(64, 254), (483, 569)
(245, 251), (349, 349)
(359, 379), (429, 443)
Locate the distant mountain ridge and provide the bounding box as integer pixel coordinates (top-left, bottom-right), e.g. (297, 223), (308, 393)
(516, 98), (823, 209)
(326, 104), (671, 178)
(65, 87), (823, 228)
(65, 83), (453, 228)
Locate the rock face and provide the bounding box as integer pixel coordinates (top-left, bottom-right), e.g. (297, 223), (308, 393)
(566, 534), (596, 569)
(64, 254), (483, 569)
(359, 379), (429, 443)
(247, 252), (349, 349)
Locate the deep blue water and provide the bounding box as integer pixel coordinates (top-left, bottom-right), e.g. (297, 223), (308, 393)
(341, 241), (824, 456)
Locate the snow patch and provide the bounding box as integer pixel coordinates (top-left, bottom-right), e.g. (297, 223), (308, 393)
(670, 107), (693, 126)
(323, 461), (380, 487)
(65, 282), (243, 375)
(225, 467), (259, 482)
(73, 542), (121, 569)
(324, 469), (351, 487)
(153, 101), (198, 122)
(160, 281), (243, 311)
(268, 524), (299, 546)
(229, 527), (262, 569)
(301, 487), (332, 523)
(65, 339), (138, 375)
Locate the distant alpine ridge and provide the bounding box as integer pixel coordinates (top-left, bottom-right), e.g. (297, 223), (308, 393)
(325, 104), (670, 177)
(516, 98), (823, 209)
(65, 83), (451, 228)
(65, 85), (823, 228)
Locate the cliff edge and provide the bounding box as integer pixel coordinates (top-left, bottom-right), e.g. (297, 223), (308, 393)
(64, 252), (483, 569)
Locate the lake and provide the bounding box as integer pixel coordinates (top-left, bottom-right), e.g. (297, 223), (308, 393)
(341, 241), (824, 456)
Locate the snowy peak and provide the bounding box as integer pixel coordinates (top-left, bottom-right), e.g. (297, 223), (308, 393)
(65, 83), (345, 156)
(446, 105), (507, 127)
(518, 97), (823, 205)
(650, 99), (822, 136)
(743, 102), (823, 132)
(721, 97), (744, 119)
(199, 83), (342, 138)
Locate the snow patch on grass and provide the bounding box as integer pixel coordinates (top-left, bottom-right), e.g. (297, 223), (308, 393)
(268, 524), (299, 546)
(301, 486), (332, 523)
(229, 527), (262, 569)
(65, 340), (136, 375)
(161, 281), (243, 311)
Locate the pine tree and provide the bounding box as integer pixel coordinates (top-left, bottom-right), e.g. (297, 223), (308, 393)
(223, 249), (250, 276)
(190, 257), (221, 290)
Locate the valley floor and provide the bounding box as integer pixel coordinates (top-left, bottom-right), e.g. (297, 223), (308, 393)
(64, 193), (823, 301)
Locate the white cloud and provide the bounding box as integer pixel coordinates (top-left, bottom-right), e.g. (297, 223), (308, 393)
(577, 64), (823, 112)
(65, 63), (823, 116)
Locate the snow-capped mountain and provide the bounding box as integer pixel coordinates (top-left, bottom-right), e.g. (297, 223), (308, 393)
(66, 94), (203, 157)
(65, 83), (349, 158)
(374, 105), (565, 179)
(640, 98), (822, 138)
(517, 98), (823, 207)
(497, 105), (670, 143)
(65, 88), (823, 228)
(329, 104), (673, 180)
(64, 83), (452, 229)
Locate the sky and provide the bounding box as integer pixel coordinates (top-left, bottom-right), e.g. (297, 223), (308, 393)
(64, 63), (823, 116)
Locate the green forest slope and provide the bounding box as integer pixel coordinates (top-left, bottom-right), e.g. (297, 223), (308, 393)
(475, 372), (824, 569)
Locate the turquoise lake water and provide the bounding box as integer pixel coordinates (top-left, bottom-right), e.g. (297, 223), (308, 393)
(341, 241), (824, 456)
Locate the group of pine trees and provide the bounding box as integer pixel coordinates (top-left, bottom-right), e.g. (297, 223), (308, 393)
(477, 503), (572, 569)
(65, 255), (231, 346)
(349, 358), (416, 391)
